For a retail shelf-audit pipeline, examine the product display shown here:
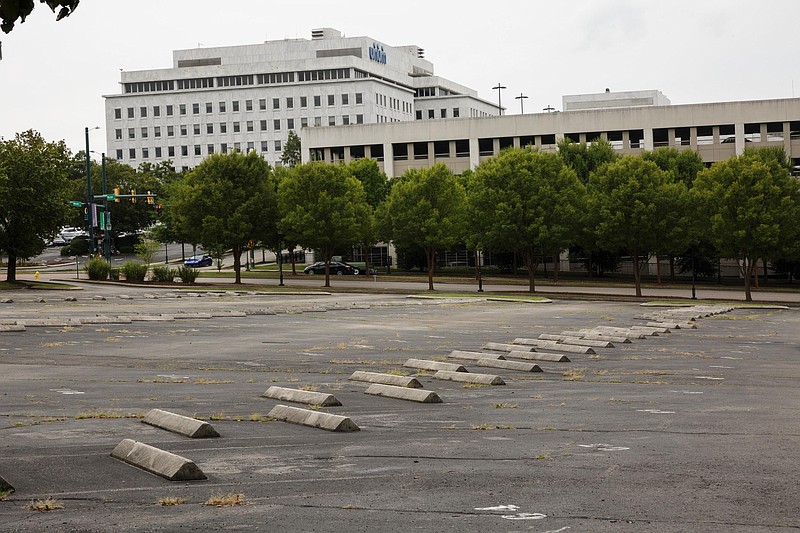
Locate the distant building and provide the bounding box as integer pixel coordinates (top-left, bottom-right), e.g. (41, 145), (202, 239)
(103, 28), (498, 169)
(301, 93), (800, 177)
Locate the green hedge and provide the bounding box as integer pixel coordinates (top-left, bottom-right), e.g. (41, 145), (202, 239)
(83, 257), (111, 280)
(177, 266), (199, 284)
(121, 261), (148, 282)
(151, 265), (176, 283)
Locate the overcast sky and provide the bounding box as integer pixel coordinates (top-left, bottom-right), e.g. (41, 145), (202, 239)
(1, 0), (798, 155)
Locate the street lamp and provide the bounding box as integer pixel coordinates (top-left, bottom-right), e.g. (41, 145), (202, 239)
(543, 105), (556, 113)
(515, 93), (528, 114)
(85, 126), (100, 256)
(492, 83), (506, 115)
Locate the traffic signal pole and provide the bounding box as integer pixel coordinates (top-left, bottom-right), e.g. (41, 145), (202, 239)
(85, 127), (95, 256)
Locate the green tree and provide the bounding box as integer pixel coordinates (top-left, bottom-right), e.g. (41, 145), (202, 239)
(0, 130), (72, 282)
(467, 148), (585, 292)
(587, 155), (686, 297)
(280, 130), (302, 168)
(279, 162), (371, 287)
(642, 147), (705, 187)
(557, 137), (618, 183)
(692, 149), (800, 301)
(0, 0), (78, 33)
(378, 163), (467, 290)
(171, 151), (278, 284)
(348, 158), (388, 273)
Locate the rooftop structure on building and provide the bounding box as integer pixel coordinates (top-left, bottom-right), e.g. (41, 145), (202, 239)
(103, 28), (499, 169)
(562, 89), (671, 111)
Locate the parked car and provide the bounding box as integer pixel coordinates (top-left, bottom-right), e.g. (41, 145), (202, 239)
(184, 255), (213, 268)
(303, 261), (358, 275)
(59, 227), (86, 242)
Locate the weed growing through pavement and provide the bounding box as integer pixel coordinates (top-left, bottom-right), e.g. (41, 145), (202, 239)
(75, 411), (143, 420)
(158, 497), (187, 506)
(494, 403), (518, 409)
(533, 453), (552, 460)
(562, 368), (586, 381)
(28, 498), (63, 512)
(194, 379), (235, 385)
(204, 493), (244, 507)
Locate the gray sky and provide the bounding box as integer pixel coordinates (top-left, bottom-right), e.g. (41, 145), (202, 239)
(1, 0), (798, 155)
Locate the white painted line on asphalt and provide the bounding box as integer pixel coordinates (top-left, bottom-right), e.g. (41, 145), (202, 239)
(721, 356), (742, 360)
(695, 376), (724, 380)
(502, 513), (547, 520)
(709, 365), (734, 369)
(157, 374), (189, 380)
(578, 443), (630, 452)
(475, 505), (519, 511)
(50, 388), (84, 395)
(637, 409), (676, 414)
(671, 390), (704, 394)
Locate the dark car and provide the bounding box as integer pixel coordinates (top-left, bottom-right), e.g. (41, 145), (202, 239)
(184, 255), (213, 268)
(303, 261), (357, 275)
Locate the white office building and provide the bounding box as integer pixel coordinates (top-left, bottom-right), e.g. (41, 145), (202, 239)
(103, 28), (499, 169)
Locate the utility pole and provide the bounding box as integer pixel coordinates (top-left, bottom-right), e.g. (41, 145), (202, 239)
(515, 93), (528, 114)
(492, 83), (506, 115)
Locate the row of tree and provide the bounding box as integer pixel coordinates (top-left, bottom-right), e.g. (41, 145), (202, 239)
(2, 129), (799, 301)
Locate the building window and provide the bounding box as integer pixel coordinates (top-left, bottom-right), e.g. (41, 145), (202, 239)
(247, 120), (254, 132)
(287, 118), (295, 129)
(116, 149), (123, 159)
(180, 125), (188, 136)
(355, 93), (363, 104)
(300, 96), (308, 108)
(233, 122), (240, 133)
(453, 108), (460, 118)
(142, 147), (149, 159)
(220, 123), (227, 133)
(206, 102), (213, 113)
(261, 141), (268, 152)
(441, 109), (447, 119)
(114, 108), (122, 119)
(327, 95), (335, 106)
(179, 104), (187, 115)
(342, 115), (350, 125)
(153, 106), (160, 117)
(314, 116), (322, 127)
(193, 124), (201, 135)
(234, 142), (241, 152)
(192, 103), (200, 114)
(259, 98), (266, 111)
(273, 98), (280, 110)
(428, 109), (435, 119)
(301, 117), (308, 127)
(208, 144), (215, 154)
(328, 116), (336, 126)
(207, 124), (214, 134)
(286, 97), (294, 109)
(154, 126), (161, 138)
(342, 94), (349, 105)
(415, 110), (422, 120)
(167, 125), (174, 137)
(247, 141), (254, 152)
(155, 147), (162, 158)
(128, 128), (135, 139)
(168, 146), (175, 157)
(127, 107), (134, 119)
(219, 101), (226, 113)
(166, 104), (174, 116)
(260, 120), (267, 131)
(194, 145), (201, 156)
(232, 100), (240, 112)
(274, 140), (282, 152)
(129, 148), (136, 159)
(274, 119), (281, 131)
(115, 129), (123, 140)
(314, 95), (321, 107)
(246, 99), (253, 111)
(220, 143), (227, 154)
(356, 114), (363, 124)
(181, 146), (188, 156)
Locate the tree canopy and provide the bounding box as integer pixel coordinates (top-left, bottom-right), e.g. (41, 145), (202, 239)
(171, 151), (278, 283)
(278, 162), (371, 287)
(0, 130), (72, 281)
(467, 147), (585, 292)
(1, 0), (78, 33)
(280, 130), (302, 168)
(378, 163), (466, 290)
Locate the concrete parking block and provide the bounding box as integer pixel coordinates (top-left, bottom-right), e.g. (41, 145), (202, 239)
(173, 312), (213, 319)
(504, 350), (570, 362)
(142, 409), (220, 438)
(0, 474), (14, 496)
(560, 331), (631, 343)
(210, 311), (248, 317)
(482, 342), (535, 352)
(448, 350), (506, 361)
(262, 386), (342, 407)
(19, 319), (75, 327)
(111, 439), (207, 481)
(79, 316), (133, 324)
(433, 370), (505, 385)
(630, 325), (670, 334)
(364, 383), (442, 403)
(0, 324), (25, 332)
(403, 359), (468, 372)
(123, 315), (175, 322)
(349, 371), (423, 388)
(513, 338), (596, 354)
(538, 334), (614, 348)
(267, 404), (360, 432)
(647, 321), (697, 329)
(476, 359), (542, 372)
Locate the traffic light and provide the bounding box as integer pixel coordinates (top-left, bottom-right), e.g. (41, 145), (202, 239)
(130, 189), (136, 203)
(113, 188), (120, 203)
(146, 191), (154, 205)
(156, 204), (163, 217)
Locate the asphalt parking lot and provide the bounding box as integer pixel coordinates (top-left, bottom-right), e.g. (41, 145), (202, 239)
(1, 289), (799, 532)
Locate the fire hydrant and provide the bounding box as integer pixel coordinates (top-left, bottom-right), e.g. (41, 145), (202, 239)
(35, 271), (40, 281)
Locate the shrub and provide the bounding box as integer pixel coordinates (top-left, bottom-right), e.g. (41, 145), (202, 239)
(121, 261), (148, 282)
(60, 236), (89, 256)
(83, 257), (111, 280)
(177, 266), (200, 284)
(151, 265), (176, 283)
(109, 268), (121, 280)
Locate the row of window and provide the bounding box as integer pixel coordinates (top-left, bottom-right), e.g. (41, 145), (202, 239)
(118, 140), (283, 161)
(113, 93), (366, 120)
(376, 93), (411, 113)
(415, 108), (461, 120)
(115, 114), (367, 141)
(123, 68), (359, 94)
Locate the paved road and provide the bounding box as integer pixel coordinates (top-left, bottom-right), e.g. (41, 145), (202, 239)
(1, 287), (798, 531)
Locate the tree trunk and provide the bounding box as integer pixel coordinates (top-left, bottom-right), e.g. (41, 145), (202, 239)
(6, 254), (17, 282)
(523, 249), (537, 293)
(753, 258), (760, 289)
(669, 256), (675, 281)
(632, 252), (642, 297)
(363, 244), (370, 276)
(426, 247), (436, 291)
(655, 255), (662, 285)
(553, 252), (560, 283)
(474, 250), (480, 280)
(743, 257), (753, 302)
(233, 246), (242, 284)
(762, 258), (768, 286)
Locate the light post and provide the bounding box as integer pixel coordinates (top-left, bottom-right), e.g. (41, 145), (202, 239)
(84, 126), (100, 256)
(515, 93), (528, 114)
(477, 250), (484, 293)
(691, 246), (697, 300)
(543, 105), (556, 113)
(278, 245), (285, 287)
(100, 153), (111, 262)
(492, 83), (506, 115)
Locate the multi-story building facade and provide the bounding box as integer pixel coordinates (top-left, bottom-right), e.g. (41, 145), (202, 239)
(301, 91), (800, 177)
(103, 28), (499, 170)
